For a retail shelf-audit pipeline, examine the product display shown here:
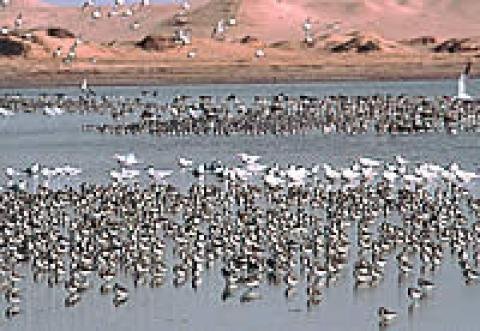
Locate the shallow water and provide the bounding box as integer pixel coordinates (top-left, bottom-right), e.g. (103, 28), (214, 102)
(0, 80), (479, 331)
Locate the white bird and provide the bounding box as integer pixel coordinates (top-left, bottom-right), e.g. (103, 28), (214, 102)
(0, 107), (14, 116)
(286, 166), (307, 182)
(24, 163), (40, 176)
(56, 165), (82, 176)
(383, 170), (397, 182)
(341, 168), (360, 181)
(182, 0), (190, 10)
(43, 106), (64, 116)
(232, 167), (252, 181)
(123, 8), (133, 17)
(238, 153), (261, 164)
(395, 155), (409, 165)
(114, 153), (139, 167)
(359, 157), (381, 168)
(323, 164), (341, 181)
(178, 157), (193, 168)
(41, 167), (57, 178)
(110, 168), (140, 181)
(303, 18), (312, 32)
(255, 49), (265, 58)
(403, 174), (422, 184)
(246, 162), (267, 173)
(130, 21), (140, 31)
(455, 169), (479, 183)
(146, 167), (173, 182)
(5, 167), (19, 178)
(91, 9), (102, 19)
(263, 172), (284, 187)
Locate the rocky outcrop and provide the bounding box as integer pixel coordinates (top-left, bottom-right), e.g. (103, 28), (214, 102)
(47, 27), (75, 39)
(239, 35), (258, 44)
(402, 36), (436, 46)
(0, 37), (27, 56)
(136, 35), (177, 51)
(326, 33), (382, 53)
(433, 38), (479, 53)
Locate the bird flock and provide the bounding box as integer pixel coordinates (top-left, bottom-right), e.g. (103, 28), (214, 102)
(0, 92), (479, 135)
(0, 151), (479, 328)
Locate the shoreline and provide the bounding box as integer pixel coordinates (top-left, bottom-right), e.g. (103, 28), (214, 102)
(0, 61), (474, 89)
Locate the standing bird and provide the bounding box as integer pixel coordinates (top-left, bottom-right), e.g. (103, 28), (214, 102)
(378, 307), (397, 324)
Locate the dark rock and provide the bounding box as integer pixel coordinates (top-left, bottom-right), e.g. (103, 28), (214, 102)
(47, 27), (75, 39)
(403, 36), (436, 46)
(137, 35), (177, 51)
(0, 37), (26, 56)
(240, 35), (258, 44)
(433, 38), (478, 53)
(357, 40), (380, 53)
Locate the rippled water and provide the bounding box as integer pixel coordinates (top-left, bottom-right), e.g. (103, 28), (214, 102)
(0, 80), (479, 331)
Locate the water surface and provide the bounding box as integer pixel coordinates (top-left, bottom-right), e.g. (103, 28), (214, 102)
(0, 80), (479, 331)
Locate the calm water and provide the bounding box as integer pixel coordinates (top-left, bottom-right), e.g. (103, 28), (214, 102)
(0, 80), (479, 331)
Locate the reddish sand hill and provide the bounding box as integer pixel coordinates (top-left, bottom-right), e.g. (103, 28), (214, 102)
(0, 0), (478, 86)
(8, 0), (49, 7)
(1, 0), (480, 43)
(235, 0), (480, 41)
(0, 1), (210, 43)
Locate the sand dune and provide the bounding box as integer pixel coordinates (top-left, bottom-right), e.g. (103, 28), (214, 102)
(1, 0), (480, 43)
(234, 0), (480, 41)
(0, 0), (479, 86)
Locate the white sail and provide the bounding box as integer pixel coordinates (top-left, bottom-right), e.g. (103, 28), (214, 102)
(81, 78), (88, 92)
(457, 73), (471, 100)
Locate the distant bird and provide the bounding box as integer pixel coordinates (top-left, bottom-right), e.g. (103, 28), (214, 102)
(53, 47), (62, 58)
(43, 106), (64, 116)
(378, 307), (397, 324)
(122, 8), (133, 17)
(5, 167), (19, 178)
(92, 9), (102, 19)
(255, 49), (265, 58)
(146, 166), (173, 182)
(24, 163), (40, 176)
(0, 108), (14, 117)
(178, 157), (193, 168)
(359, 157), (381, 168)
(114, 153), (139, 167)
(130, 21), (140, 31)
(181, 0), (190, 11)
(407, 287), (423, 301)
(303, 18), (312, 32)
(14, 13), (22, 28)
(238, 153), (261, 164)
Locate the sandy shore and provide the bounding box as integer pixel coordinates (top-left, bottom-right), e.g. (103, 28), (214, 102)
(0, 54), (475, 88)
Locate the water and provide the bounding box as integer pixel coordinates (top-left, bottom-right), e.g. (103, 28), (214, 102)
(0, 80), (479, 331)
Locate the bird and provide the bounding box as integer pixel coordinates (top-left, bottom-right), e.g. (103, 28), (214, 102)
(114, 153), (139, 167)
(146, 166), (173, 182)
(178, 157), (193, 168)
(378, 307), (397, 324)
